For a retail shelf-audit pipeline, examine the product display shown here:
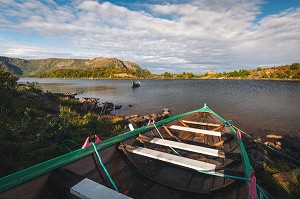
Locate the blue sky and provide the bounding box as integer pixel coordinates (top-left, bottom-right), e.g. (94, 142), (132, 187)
(0, 0), (299, 74)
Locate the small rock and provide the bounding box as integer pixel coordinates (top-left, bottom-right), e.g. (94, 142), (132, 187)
(143, 115), (150, 120)
(151, 113), (158, 120)
(78, 98), (86, 103)
(163, 108), (170, 113)
(161, 113), (169, 119)
(114, 105), (122, 109)
(266, 134), (283, 139)
(264, 141), (276, 148)
(274, 145), (282, 150)
(276, 141), (281, 146)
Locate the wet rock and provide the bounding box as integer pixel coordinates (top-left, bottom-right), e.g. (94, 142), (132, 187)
(272, 169), (300, 194)
(151, 113), (158, 120)
(143, 115), (150, 120)
(114, 105), (122, 109)
(248, 149), (273, 171)
(266, 134), (283, 139)
(101, 102), (114, 114)
(264, 141), (276, 148)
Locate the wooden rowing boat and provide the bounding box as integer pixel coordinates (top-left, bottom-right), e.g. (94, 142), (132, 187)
(0, 104), (255, 199)
(131, 80), (140, 88)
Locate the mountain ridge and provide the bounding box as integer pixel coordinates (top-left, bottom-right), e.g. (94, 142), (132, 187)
(0, 56), (150, 76)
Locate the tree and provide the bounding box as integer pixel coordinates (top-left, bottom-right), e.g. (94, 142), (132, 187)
(163, 72), (173, 78)
(0, 67), (19, 113)
(290, 63), (300, 70)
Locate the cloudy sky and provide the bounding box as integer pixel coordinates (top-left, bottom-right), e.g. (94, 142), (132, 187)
(0, 0), (299, 74)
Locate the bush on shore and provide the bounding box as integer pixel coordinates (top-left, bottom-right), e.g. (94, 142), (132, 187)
(0, 69), (128, 177)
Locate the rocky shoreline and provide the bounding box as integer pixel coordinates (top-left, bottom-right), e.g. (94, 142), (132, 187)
(243, 133), (300, 198)
(72, 95), (170, 121)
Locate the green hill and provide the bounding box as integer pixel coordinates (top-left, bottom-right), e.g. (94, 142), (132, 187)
(0, 56), (150, 78)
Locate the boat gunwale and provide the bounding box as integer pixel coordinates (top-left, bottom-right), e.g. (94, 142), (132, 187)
(0, 105), (252, 194)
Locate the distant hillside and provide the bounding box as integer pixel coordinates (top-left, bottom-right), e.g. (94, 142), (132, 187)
(0, 56), (150, 78)
(202, 63), (300, 80)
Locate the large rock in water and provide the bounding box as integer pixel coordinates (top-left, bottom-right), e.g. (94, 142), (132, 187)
(272, 169), (300, 194)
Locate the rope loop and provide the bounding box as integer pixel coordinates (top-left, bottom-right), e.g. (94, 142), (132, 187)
(91, 142), (119, 192)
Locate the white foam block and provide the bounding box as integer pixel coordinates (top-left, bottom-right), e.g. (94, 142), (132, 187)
(70, 178), (132, 199)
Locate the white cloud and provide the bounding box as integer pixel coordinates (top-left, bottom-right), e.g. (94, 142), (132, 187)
(0, 0), (299, 74)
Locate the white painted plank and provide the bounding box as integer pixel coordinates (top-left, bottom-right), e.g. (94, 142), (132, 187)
(181, 120), (221, 127)
(133, 147), (216, 171)
(150, 138), (220, 157)
(170, 125), (221, 137)
(70, 178), (132, 199)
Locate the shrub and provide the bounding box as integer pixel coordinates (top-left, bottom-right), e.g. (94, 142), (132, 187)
(0, 67), (19, 113)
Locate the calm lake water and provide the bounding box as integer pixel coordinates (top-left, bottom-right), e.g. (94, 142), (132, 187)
(18, 78), (300, 137)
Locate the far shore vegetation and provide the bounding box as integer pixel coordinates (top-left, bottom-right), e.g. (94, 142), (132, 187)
(35, 63), (300, 80)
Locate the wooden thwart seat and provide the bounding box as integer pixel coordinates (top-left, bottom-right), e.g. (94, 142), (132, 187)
(132, 147), (217, 171)
(139, 136), (225, 158)
(170, 125), (222, 137)
(180, 120), (221, 127)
